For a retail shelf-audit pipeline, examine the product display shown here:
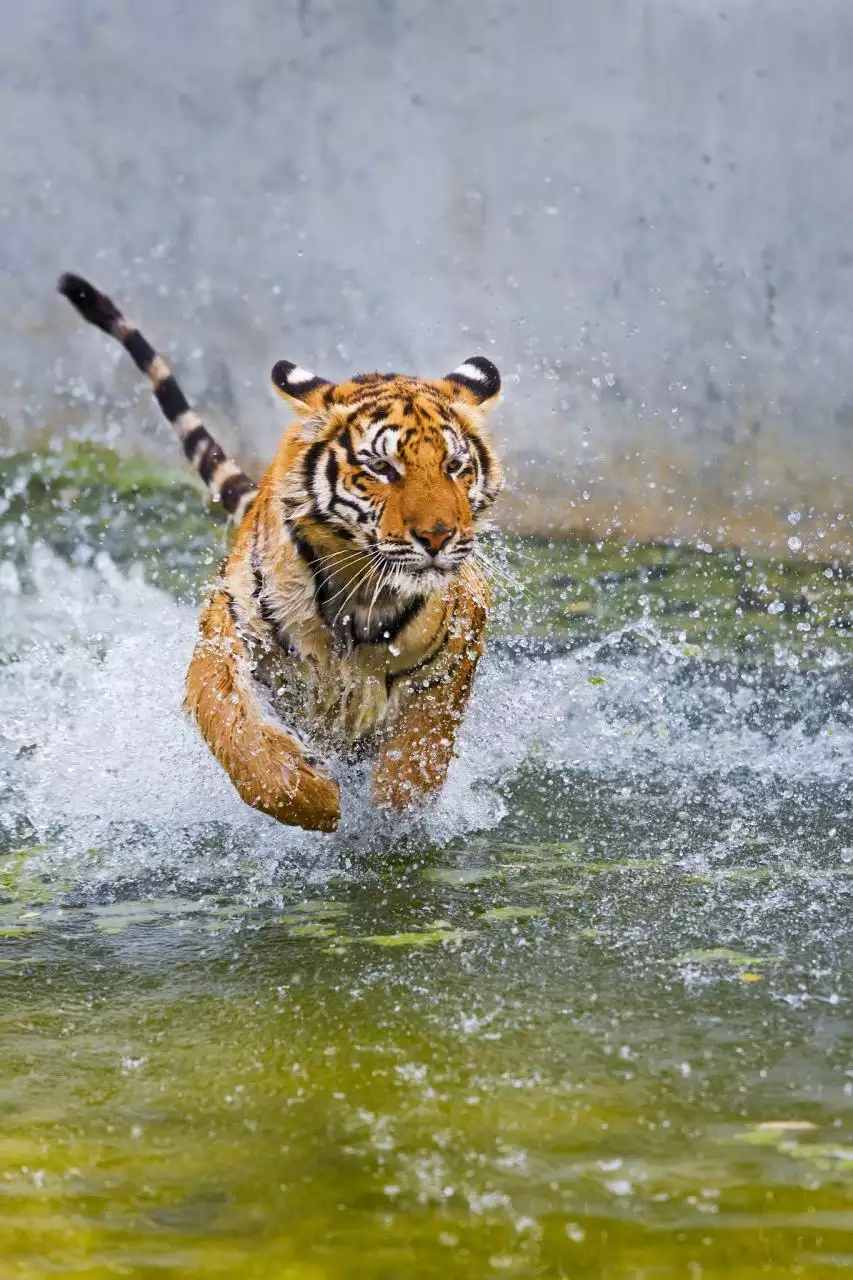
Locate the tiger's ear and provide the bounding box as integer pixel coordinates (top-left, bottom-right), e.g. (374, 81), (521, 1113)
(442, 356), (501, 410)
(271, 360), (334, 415)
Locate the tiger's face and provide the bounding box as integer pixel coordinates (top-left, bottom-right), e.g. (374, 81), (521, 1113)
(272, 358), (503, 597)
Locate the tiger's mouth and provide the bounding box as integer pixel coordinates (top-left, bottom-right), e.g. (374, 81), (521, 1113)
(342, 545), (467, 605)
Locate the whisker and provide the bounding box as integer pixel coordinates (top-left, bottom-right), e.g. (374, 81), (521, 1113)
(317, 555), (375, 580)
(312, 548), (364, 566)
(254, 582), (337, 635)
(313, 547), (376, 572)
(317, 540), (377, 560)
(324, 558), (379, 610)
(333, 562), (380, 627)
(501, 542), (538, 564)
(366, 565), (390, 634)
(473, 548), (521, 589)
(460, 563), (489, 610)
(472, 554), (527, 603)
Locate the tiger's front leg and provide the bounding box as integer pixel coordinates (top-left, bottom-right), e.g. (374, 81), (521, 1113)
(373, 584), (487, 810)
(184, 591), (340, 832)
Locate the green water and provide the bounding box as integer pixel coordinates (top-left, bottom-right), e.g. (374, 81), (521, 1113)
(1, 445), (852, 1277)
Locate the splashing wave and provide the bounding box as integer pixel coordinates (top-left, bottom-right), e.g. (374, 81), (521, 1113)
(1, 544), (850, 893)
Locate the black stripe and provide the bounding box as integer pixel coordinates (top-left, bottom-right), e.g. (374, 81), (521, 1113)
(258, 591), (278, 628)
(371, 424), (392, 452)
(224, 590), (244, 632)
(468, 434), (492, 488)
(251, 535), (264, 598)
(255, 577), (276, 627)
(226, 586), (295, 658)
(303, 440), (326, 496)
(249, 537), (294, 654)
(182, 424), (209, 462)
(198, 439), (227, 484)
(290, 532), (329, 598)
(399, 424), (421, 448)
(219, 473), (257, 515)
(290, 529), (344, 640)
(154, 375), (190, 423)
(123, 328), (157, 374)
(332, 493), (372, 523)
(337, 426), (360, 468)
(225, 593), (238, 623)
(324, 449), (371, 523)
(325, 449), (339, 494)
(362, 593), (425, 647)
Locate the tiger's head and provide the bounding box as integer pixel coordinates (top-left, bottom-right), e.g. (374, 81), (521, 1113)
(271, 357), (503, 598)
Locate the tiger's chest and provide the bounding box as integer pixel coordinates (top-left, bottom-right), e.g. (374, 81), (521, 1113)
(256, 645), (394, 747)
(250, 592), (454, 751)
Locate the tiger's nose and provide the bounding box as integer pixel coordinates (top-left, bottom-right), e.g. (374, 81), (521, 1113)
(412, 521), (455, 555)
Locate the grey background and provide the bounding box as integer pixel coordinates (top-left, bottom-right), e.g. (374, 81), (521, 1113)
(2, 0), (852, 553)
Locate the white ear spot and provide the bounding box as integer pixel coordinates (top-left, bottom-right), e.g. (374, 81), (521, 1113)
(452, 361), (488, 383)
(286, 366), (316, 386)
(446, 356), (501, 404)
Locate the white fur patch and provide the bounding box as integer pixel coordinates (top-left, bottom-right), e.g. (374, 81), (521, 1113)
(313, 456), (333, 510)
(174, 409), (202, 441)
(209, 459), (241, 497)
(452, 361), (487, 383)
(148, 354), (171, 385)
(285, 366), (316, 386)
(232, 490), (256, 525)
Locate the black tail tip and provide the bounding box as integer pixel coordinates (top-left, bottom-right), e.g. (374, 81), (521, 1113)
(57, 272), (122, 335)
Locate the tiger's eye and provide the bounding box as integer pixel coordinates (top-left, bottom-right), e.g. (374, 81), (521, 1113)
(366, 458), (397, 481)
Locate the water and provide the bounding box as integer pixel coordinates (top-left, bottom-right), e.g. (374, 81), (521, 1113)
(1, 444), (852, 1278)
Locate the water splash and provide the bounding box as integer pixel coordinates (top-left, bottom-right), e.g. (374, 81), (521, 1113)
(2, 536), (850, 902)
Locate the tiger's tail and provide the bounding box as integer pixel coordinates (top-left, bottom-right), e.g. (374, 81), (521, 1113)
(57, 272), (258, 524)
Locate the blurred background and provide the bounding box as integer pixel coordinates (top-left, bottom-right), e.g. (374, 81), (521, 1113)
(2, 0), (852, 554)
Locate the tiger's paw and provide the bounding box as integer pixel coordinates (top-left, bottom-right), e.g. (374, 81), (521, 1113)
(288, 763), (341, 833)
(239, 730), (341, 832)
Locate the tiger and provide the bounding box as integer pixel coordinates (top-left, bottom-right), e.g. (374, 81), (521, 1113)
(57, 272), (504, 832)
